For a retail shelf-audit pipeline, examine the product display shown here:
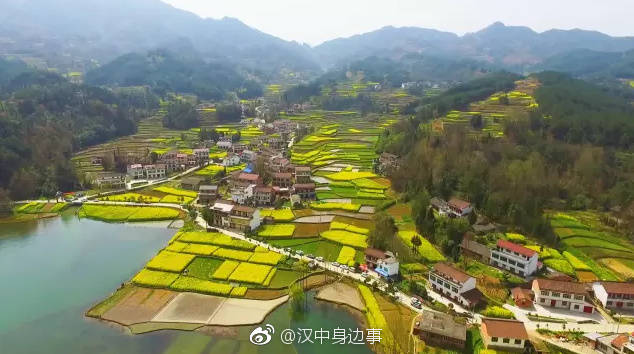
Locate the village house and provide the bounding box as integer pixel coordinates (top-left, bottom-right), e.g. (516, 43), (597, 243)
(254, 186), (275, 206)
(208, 200), (234, 228)
(234, 173), (262, 188)
(594, 333), (634, 354)
(532, 278), (595, 313)
(480, 318), (529, 352)
(216, 139), (232, 150)
(231, 185), (254, 205)
(222, 153), (242, 167)
(378, 152), (400, 174)
(159, 151), (181, 172)
(175, 153), (188, 167)
(193, 148), (209, 164)
(447, 198), (473, 217)
(511, 287), (534, 308)
(232, 143), (247, 154)
(269, 156), (292, 173)
(363, 248), (400, 278)
(187, 154), (197, 166)
(429, 263), (482, 308)
(460, 234), (491, 263)
(241, 150), (257, 163)
(181, 176), (204, 191)
(294, 166), (312, 184)
(593, 282), (634, 311)
(229, 205), (261, 232)
(430, 197), (450, 214)
(491, 239), (539, 277)
(93, 172), (126, 189)
(126, 164), (144, 179)
(273, 172), (293, 188)
(292, 183), (316, 200)
(143, 164), (166, 180)
(198, 185), (218, 205)
(412, 310), (467, 350)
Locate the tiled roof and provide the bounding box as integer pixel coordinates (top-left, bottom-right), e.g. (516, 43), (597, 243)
(448, 198), (471, 210)
(497, 239), (537, 258)
(239, 173), (260, 181)
(533, 278), (588, 295)
(598, 282), (634, 295)
(433, 263), (472, 284)
(481, 318), (528, 339)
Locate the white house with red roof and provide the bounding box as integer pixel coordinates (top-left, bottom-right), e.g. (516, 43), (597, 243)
(490, 239), (539, 277)
(447, 198), (473, 217)
(429, 263), (482, 308)
(593, 282), (634, 311)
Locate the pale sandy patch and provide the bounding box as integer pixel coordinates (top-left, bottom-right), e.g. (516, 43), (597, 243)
(103, 287), (177, 325)
(315, 283), (365, 312)
(294, 215), (335, 223)
(152, 292), (225, 323)
(208, 296), (289, 326)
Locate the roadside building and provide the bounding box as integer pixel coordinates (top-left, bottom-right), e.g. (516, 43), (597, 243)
(127, 164), (145, 179)
(241, 150), (257, 163)
(412, 310), (467, 350)
(273, 172), (293, 188)
(375, 257), (399, 279)
(292, 183), (316, 200)
(93, 172), (126, 189)
(447, 198), (473, 217)
(254, 186), (275, 206)
(181, 176), (204, 191)
(364, 248), (391, 269)
(229, 205), (261, 232)
(595, 333), (634, 354)
(198, 185), (218, 205)
(216, 140), (232, 150)
(294, 166), (312, 184)
(511, 287), (534, 308)
(208, 200), (234, 228)
(269, 156), (291, 173)
(532, 278), (594, 313)
(593, 282), (634, 311)
(480, 318), (529, 352)
(429, 263), (481, 308)
(144, 164), (166, 180)
(490, 239), (539, 277)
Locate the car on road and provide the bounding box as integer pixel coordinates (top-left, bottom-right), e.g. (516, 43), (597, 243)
(306, 254), (315, 259)
(332, 262), (340, 268)
(315, 256), (324, 262)
(284, 248), (292, 253)
(410, 297), (422, 309)
(361, 273), (369, 278)
(296, 250), (304, 256)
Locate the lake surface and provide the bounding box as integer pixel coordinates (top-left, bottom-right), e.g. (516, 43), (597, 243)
(0, 212), (373, 354)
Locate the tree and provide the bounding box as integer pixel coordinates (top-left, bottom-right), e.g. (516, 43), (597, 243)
(368, 212), (397, 251)
(411, 235), (422, 252)
(162, 100), (199, 130)
(0, 188), (13, 216)
(216, 103), (242, 122)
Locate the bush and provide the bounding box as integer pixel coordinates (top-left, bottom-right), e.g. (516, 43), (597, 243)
(481, 305), (514, 319)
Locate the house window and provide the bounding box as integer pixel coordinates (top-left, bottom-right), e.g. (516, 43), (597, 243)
(540, 290), (549, 296)
(628, 303), (634, 307)
(562, 301), (568, 306)
(562, 294), (571, 299)
(551, 292), (560, 297)
(574, 304), (579, 310)
(515, 339), (522, 345)
(452, 287), (458, 293)
(444, 283), (450, 289)
(503, 338), (510, 344)
(540, 298), (545, 303)
(491, 337), (498, 342)
(607, 301), (613, 306)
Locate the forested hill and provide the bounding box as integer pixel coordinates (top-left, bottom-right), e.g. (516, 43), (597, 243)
(0, 65), (158, 200)
(85, 50), (263, 100)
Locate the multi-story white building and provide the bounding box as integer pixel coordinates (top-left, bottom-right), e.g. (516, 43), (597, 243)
(231, 185), (254, 205)
(429, 263), (481, 308)
(480, 318), (529, 352)
(223, 154), (241, 167)
(143, 164), (166, 180)
(593, 282), (634, 312)
(126, 164), (145, 179)
(193, 148), (209, 164)
(532, 278), (594, 313)
(490, 239), (538, 277)
(375, 257), (399, 278)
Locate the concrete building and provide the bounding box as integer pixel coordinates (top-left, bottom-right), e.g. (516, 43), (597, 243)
(229, 205), (261, 232)
(511, 287), (534, 308)
(294, 166), (312, 184)
(375, 257), (399, 278)
(447, 198), (473, 217)
(480, 318), (529, 352)
(193, 148), (209, 164)
(93, 172), (126, 189)
(231, 185), (254, 205)
(429, 263), (481, 308)
(594, 333), (634, 354)
(234, 173), (262, 188)
(198, 185), (218, 205)
(292, 183), (316, 200)
(216, 140), (232, 150)
(460, 236), (491, 263)
(412, 310), (467, 350)
(273, 172), (293, 188)
(208, 201), (234, 228)
(143, 164), (166, 180)
(222, 153), (242, 167)
(254, 186), (275, 206)
(491, 239), (539, 277)
(593, 282), (634, 312)
(126, 164), (144, 179)
(532, 278), (594, 313)
(181, 176), (204, 191)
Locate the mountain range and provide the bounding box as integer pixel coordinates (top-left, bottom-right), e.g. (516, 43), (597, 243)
(1, 0), (634, 80)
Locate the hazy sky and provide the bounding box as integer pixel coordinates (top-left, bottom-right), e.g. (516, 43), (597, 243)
(161, 0), (632, 46)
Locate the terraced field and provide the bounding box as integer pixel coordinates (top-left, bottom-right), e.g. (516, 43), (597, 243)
(431, 78), (540, 138)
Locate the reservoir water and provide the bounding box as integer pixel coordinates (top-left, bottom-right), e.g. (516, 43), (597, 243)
(0, 212), (372, 354)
